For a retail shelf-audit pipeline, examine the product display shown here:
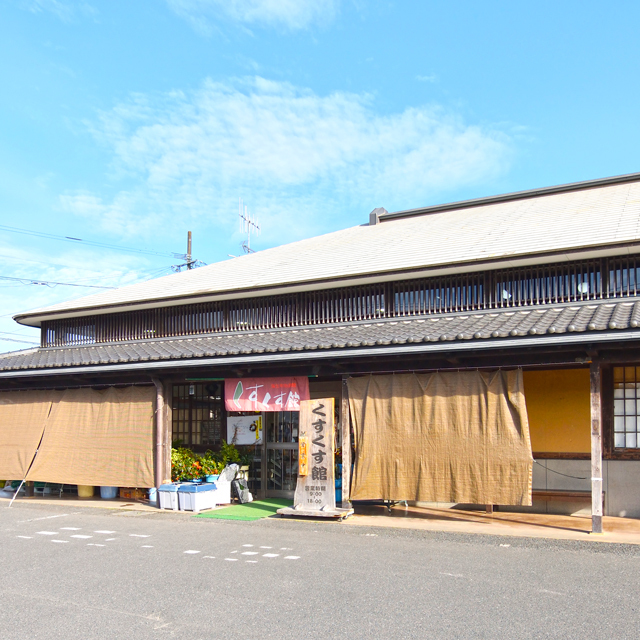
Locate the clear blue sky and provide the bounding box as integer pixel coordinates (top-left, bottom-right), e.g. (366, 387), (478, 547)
(1, 0), (639, 350)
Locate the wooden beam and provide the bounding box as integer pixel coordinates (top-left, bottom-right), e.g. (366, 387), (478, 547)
(590, 362), (603, 534)
(341, 375), (351, 508)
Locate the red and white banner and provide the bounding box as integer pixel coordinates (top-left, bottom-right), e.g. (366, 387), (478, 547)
(225, 377), (310, 412)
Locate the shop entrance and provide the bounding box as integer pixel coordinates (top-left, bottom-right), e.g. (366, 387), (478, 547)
(264, 411), (299, 499)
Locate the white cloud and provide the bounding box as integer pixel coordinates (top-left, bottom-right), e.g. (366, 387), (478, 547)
(65, 76), (513, 246)
(166, 0), (339, 33)
(416, 73), (438, 83)
(21, 0), (97, 22)
(0, 244), (165, 352)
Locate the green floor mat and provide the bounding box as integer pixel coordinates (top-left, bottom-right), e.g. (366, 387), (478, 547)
(194, 498), (292, 521)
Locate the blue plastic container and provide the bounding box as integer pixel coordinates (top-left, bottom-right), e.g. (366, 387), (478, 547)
(100, 486), (118, 500)
(158, 483), (182, 510)
(205, 474), (220, 483)
(178, 482), (217, 512)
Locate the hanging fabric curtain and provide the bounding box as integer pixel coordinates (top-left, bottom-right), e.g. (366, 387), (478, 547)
(348, 370), (533, 505)
(0, 390), (62, 480)
(27, 386), (155, 488)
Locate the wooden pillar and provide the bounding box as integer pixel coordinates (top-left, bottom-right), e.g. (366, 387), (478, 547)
(590, 362), (603, 534)
(341, 375), (351, 508)
(152, 378), (165, 489)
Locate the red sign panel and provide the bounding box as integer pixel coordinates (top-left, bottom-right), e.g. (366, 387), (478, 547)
(225, 377), (310, 412)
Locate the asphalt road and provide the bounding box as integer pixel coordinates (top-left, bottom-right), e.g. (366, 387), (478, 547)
(1, 502), (639, 640)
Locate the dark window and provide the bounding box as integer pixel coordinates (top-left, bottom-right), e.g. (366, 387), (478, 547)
(171, 383), (224, 451)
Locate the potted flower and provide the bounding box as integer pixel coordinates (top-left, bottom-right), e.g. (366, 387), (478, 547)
(200, 454), (221, 483)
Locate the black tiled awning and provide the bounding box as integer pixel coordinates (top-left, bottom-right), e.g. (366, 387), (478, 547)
(2, 298), (640, 374)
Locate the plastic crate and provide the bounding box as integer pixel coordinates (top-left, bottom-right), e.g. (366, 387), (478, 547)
(158, 483), (181, 510)
(177, 483), (218, 512)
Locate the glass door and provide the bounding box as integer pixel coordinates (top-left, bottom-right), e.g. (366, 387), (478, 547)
(264, 411), (299, 499)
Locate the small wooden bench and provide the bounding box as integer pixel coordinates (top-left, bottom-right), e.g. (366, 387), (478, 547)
(532, 489), (605, 510)
(486, 490), (605, 514)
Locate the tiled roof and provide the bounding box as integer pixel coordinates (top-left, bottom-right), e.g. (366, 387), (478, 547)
(3, 299), (640, 375)
(16, 174), (640, 324)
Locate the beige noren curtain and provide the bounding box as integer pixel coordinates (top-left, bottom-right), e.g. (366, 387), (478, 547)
(0, 391), (62, 480)
(25, 386), (155, 487)
(348, 370), (533, 505)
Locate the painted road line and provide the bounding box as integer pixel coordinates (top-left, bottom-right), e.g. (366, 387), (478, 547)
(17, 536), (33, 539)
(263, 553), (279, 558)
(87, 544), (105, 547)
(203, 556), (215, 559)
(36, 531), (58, 536)
(246, 560), (258, 563)
(259, 546), (272, 549)
(284, 556), (300, 560)
(71, 535), (92, 539)
(60, 527), (81, 531)
(241, 551), (259, 555)
(141, 545), (154, 548)
(129, 534), (150, 538)
(105, 538), (117, 541)
(224, 558), (238, 562)
(94, 530), (116, 534)
(242, 544), (253, 547)
(51, 540), (68, 544)
(183, 550), (200, 554)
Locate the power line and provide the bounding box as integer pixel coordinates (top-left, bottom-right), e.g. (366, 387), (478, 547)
(0, 335), (39, 345)
(0, 275), (116, 289)
(0, 224), (188, 259)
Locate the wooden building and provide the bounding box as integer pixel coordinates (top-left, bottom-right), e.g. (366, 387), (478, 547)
(4, 172), (640, 532)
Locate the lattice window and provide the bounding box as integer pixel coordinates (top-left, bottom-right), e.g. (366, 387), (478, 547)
(613, 367), (640, 449)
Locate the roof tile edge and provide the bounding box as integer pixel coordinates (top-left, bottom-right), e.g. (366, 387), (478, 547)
(381, 170), (640, 221)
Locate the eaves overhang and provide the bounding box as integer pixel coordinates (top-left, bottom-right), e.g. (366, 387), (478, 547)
(1, 329), (639, 379)
(14, 241), (640, 328)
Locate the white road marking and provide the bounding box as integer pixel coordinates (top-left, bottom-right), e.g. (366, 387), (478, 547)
(36, 531), (58, 536)
(17, 536), (33, 539)
(230, 550), (237, 554)
(61, 527), (81, 531)
(284, 556), (300, 560)
(440, 572), (463, 578)
(539, 589), (565, 596)
(203, 556), (215, 559)
(242, 544), (253, 547)
(183, 550), (200, 554)
(71, 535), (92, 539)
(241, 551), (259, 556)
(280, 547), (292, 550)
(19, 513), (77, 523)
(87, 543), (105, 547)
(105, 538), (117, 541)
(141, 545), (154, 548)
(51, 540), (68, 544)
(259, 546), (272, 549)
(94, 530), (116, 534)
(263, 553), (279, 558)
(224, 558), (238, 562)
(500, 544), (511, 548)
(129, 534), (150, 538)
(246, 560), (258, 563)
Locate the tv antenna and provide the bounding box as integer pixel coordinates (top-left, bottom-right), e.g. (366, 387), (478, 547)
(239, 197), (260, 254)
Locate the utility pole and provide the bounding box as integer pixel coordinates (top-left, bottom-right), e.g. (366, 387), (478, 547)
(186, 231), (193, 269)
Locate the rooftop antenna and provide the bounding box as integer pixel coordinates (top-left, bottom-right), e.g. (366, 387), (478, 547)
(239, 197), (260, 254)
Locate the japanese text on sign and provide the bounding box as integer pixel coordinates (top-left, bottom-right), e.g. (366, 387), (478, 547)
(224, 377), (310, 412)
